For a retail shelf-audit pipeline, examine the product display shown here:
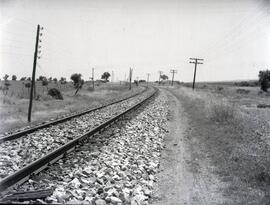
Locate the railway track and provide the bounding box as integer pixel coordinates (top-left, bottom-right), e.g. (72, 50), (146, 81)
(0, 87), (158, 195)
(0, 87), (146, 143)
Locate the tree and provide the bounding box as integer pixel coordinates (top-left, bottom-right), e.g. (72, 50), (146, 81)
(53, 78), (58, 83)
(3, 74), (9, 81)
(42, 77), (49, 89)
(12, 75), (17, 81)
(70, 73), (82, 88)
(70, 73), (84, 95)
(259, 70), (270, 92)
(26, 77), (31, 81)
(160, 74), (168, 81)
(101, 72), (111, 82)
(60, 77), (67, 84)
(48, 77), (52, 82)
(37, 76), (46, 81)
(20, 77), (26, 81)
(134, 80), (139, 86)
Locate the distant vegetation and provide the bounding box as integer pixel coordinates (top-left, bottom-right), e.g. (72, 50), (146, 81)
(160, 74), (168, 81)
(101, 72), (111, 82)
(12, 75), (17, 81)
(234, 81), (259, 87)
(70, 73), (84, 95)
(259, 70), (270, 92)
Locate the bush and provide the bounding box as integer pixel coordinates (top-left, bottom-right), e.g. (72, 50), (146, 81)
(42, 78), (48, 86)
(217, 86), (224, 91)
(236, 89), (250, 94)
(25, 82), (31, 88)
(206, 99), (237, 123)
(48, 88), (63, 100)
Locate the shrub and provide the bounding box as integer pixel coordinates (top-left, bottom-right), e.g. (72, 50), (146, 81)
(60, 77), (67, 84)
(42, 78), (48, 86)
(217, 86), (224, 91)
(206, 98), (238, 123)
(236, 89), (250, 94)
(48, 88), (63, 100)
(25, 82), (31, 88)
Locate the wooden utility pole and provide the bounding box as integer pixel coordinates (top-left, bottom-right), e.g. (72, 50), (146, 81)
(28, 24), (40, 122)
(92, 68), (94, 90)
(158, 71), (163, 85)
(147, 73), (150, 88)
(170, 69), (177, 86)
(189, 58), (204, 90)
(129, 68), (133, 90)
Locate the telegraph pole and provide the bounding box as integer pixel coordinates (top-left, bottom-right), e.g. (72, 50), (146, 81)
(170, 69), (177, 86)
(92, 67), (95, 90)
(129, 68), (133, 90)
(28, 24), (41, 122)
(158, 71), (163, 85)
(189, 58), (204, 90)
(147, 73), (150, 88)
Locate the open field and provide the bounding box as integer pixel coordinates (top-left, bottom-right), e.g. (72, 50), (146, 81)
(0, 80), (143, 134)
(153, 84), (270, 204)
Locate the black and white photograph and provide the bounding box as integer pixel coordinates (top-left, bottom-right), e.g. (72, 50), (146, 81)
(0, 0), (270, 204)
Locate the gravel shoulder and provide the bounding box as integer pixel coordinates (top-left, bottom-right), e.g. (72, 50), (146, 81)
(0, 88), (153, 180)
(3, 89), (169, 204)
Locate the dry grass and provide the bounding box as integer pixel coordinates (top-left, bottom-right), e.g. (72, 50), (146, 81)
(0, 81), (144, 134)
(170, 85), (270, 203)
(205, 98), (239, 123)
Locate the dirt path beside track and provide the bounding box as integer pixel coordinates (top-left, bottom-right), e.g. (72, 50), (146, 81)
(152, 89), (227, 205)
(151, 86), (270, 205)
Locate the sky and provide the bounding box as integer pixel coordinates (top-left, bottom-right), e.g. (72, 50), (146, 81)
(0, 0), (270, 82)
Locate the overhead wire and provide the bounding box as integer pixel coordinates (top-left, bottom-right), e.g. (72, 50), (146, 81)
(199, 0), (266, 61)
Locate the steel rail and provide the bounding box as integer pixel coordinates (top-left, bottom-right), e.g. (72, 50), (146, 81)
(0, 87), (147, 143)
(0, 88), (158, 193)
